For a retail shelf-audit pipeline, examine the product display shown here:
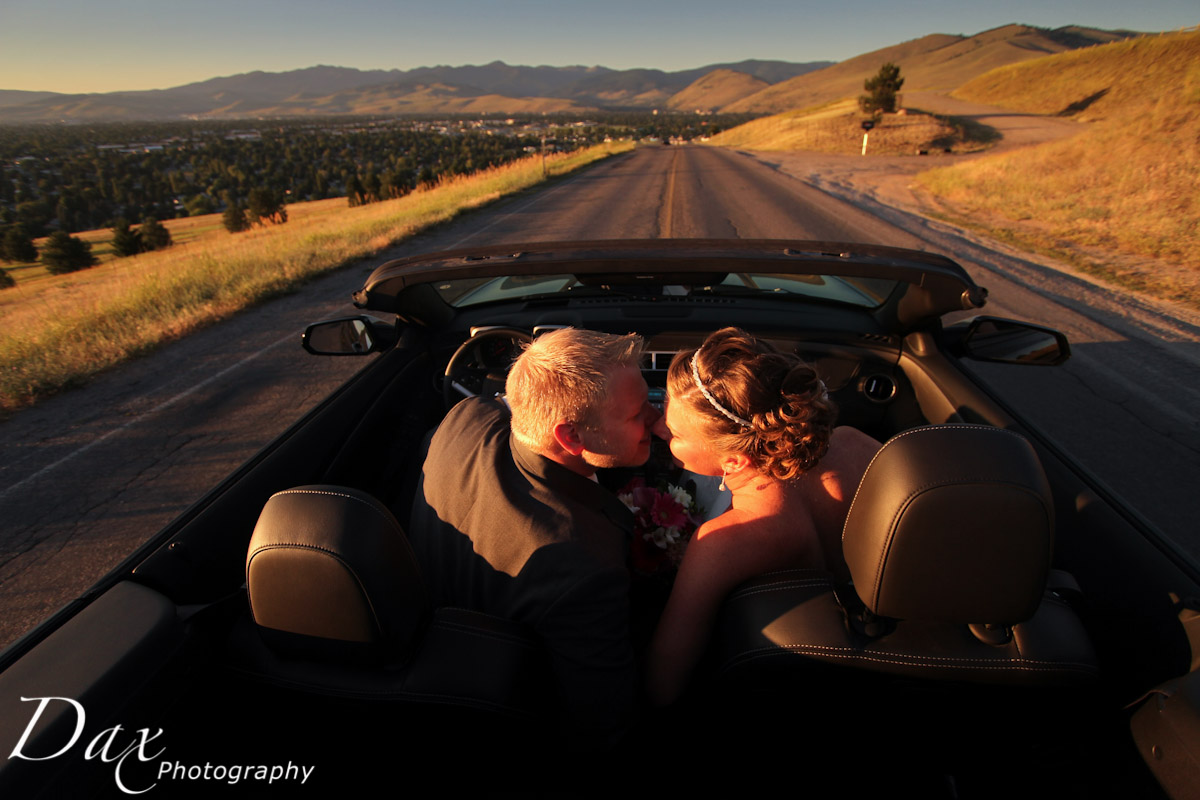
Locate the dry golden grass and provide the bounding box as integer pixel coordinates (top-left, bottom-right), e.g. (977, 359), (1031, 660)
(918, 30), (1200, 306)
(723, 25), (1123, 114)
(951, 29), (1200, 119)
(0, 142), (632, 414)
(707, 99), (992, 155)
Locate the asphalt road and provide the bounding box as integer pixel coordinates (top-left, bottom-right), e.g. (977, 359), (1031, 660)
(1, 143), (1197, 650)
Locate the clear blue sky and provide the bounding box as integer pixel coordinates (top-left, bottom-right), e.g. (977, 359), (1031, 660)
(1, 0), (1195, 94)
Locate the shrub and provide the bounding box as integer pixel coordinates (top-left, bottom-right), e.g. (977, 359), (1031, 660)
(247, 187), (287, 225)
(40, 231), (97, 274)
(140, 216), (172, 250)
(1, 226), (38, 263)
(222, 204), (250, 234)
(111, 219), (143, 257)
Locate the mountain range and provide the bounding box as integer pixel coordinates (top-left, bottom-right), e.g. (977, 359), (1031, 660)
(0, 24), (1140, 122)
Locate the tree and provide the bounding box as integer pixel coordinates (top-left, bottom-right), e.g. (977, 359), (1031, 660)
(2, 226), (38, 264)
(859, 62), (904, 115)
(246, 187), (287, 225)
(140, 216), (172, 250)
(184, 194), (215, 217)
(345, 174), (366, 208)
(222, 203), (250, 234)
(56, 197), (78, 233)
(363, 168), (382, 203)
(110, 218), (143, 257)
(41, 231), (97, 274)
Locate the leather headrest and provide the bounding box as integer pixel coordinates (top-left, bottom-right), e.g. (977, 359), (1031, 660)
(246, 485), (428, 663)
(843, 425), (1053, 625)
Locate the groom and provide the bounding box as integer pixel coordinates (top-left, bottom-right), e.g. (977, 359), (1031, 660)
(406, 327), (658, 746)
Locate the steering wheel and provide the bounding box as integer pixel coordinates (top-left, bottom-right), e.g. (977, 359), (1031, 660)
(443, 327), (534, 407)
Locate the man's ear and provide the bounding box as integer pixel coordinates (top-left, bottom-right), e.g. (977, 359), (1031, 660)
(551, 420), (586, 456)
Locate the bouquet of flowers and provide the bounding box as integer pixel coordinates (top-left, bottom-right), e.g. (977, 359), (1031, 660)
(618, 477), (703, 575)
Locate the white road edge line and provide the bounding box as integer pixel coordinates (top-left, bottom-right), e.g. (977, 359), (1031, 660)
(0, 333), (295, 502)
(1, 162), (608, 501)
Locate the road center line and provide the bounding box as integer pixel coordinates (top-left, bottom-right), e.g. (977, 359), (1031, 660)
(660, 148), (679, 238)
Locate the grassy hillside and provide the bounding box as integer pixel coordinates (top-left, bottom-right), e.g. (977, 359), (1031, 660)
(723, 25), (1136, 114)
(722, 33), (959, 113)
(706, 99), (995, 155)
(667, 70), (769, 112)
(918, 30), (1200, 303)
(0, 141), (633, 415)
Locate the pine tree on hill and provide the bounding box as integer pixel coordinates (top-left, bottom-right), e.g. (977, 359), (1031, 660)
(111, 219), (143, 257)
(859, 63), (904, 115)
(41, 231), (97, 274)
(140, 216), (173, 250)
(222, 204), (250, 234)
(247, 188), (287, 225)
(2, 226), (39, 264)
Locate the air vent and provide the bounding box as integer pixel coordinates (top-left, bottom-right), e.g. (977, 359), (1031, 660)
(858, 332), (897, 345)
(859, 374), (897, 404)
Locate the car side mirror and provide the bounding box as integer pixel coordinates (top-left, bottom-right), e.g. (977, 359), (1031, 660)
(302, 316), (396, 355)
(949, 316), (1071, 366)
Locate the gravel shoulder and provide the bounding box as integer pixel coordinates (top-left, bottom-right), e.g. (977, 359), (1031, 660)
(740, 91), (1200, 332)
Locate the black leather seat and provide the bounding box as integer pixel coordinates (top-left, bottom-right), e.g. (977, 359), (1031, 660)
(710, 424), (1099, 690)
(233, 484), (551, 719)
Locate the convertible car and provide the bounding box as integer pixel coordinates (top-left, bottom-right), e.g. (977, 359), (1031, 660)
(0, 240), (1195, 796)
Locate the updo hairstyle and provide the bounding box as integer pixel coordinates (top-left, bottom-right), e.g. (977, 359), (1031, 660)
(667, 327), (837, 481)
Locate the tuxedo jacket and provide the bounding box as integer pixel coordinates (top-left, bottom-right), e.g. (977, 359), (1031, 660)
(407, 397), (635, 742)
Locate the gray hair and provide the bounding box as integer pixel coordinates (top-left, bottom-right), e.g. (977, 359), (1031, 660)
(506, 328), (643, 452)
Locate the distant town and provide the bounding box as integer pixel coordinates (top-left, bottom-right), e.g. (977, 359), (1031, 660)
(0, 113), (753, 240)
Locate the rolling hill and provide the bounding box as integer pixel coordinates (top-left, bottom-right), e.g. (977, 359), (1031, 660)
(722, 24), (1140, 114)
(667, 69), (770, 112)
(917, 29), (1200, 296)
(0, 60), (825, 121)
(0, 24), (1149, 121)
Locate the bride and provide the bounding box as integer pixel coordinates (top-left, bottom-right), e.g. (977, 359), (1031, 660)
(647, 327), (880, 706)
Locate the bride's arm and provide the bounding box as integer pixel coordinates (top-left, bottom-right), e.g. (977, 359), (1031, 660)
(646, 506), (825, 706)
(646, 526), (724, 706)
(645, 516), (762, 706)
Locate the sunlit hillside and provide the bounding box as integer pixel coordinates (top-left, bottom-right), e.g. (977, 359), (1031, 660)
(919, 30), (1200, 301)
(0, 142), (632, 414)
(722, 25), (1135, 114)
(705, 99), (992, 155)
(667, 69), (769, 112)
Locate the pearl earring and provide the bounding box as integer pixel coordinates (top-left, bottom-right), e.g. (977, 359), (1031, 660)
(719, 466), (728, 492)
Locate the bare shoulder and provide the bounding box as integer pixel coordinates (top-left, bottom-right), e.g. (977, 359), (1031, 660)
(825, 427), (883, 474)
(691, 509), (753, 549)
(830, 426), (883, 458)
(801, 426), (882, 514)
(686, 506), (820, 580)
(684, 511), (756, 575)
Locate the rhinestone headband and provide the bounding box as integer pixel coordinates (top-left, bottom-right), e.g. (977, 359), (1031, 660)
(691, 353), (752, 428)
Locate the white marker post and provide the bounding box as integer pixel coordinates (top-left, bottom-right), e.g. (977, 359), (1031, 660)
(861, 119), (875, 156)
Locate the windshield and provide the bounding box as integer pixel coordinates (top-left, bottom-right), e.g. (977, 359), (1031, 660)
(432, 272), (898, 309)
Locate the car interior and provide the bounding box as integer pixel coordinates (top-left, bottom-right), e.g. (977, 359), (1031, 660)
(2, 250), (1197, 795)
